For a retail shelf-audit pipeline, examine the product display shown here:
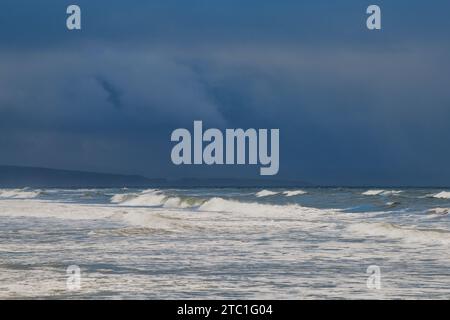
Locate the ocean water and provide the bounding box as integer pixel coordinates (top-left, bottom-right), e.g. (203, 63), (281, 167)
(0, 187), (449, 299)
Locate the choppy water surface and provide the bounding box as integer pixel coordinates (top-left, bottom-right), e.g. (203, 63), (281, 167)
(0, 187), (449, 299)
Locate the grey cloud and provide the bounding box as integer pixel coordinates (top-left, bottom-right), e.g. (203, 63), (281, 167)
(1, 41), (450, 183)
(0, 47), (226, 133)
(95, 76), (123, 109)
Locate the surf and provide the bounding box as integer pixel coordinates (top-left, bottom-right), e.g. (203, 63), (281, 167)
(0, 188), (41, 199)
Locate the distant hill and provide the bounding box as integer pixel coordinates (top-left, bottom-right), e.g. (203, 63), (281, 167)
(165, 177), (313, 188)
(0, 165), (164, 188)
(0, 165), (312, 188)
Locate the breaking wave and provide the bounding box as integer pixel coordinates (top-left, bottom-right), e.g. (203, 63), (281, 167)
(255, 190), (279, 197)
(197, 197), (332, 218)
(111, 189), (332, 218)
(111, 189), (165, 206)
(362, 190), (403, 196)
(111, 189), (205, 208)
(255, 189), (307, 197)
(283, 190), (307, 197)
(347, 222), (450, 244)
(0, 188), (41, 199)
(429, 191), (450, 199)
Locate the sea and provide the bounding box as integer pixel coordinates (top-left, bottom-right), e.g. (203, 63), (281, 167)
(0, 187), (449, 299)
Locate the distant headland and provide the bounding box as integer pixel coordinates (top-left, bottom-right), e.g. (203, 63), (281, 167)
(0, 165), (311, 188)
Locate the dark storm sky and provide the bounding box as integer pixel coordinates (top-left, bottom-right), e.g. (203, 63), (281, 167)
(1, 0), (450, 186)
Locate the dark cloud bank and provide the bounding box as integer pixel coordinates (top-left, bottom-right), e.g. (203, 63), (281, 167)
(1, 0), (450, 186)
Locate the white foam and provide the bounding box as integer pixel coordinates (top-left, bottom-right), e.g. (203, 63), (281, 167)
(200, 197), (277, 214)
(111, 189), (204, 209)
(255, 190), (279, 197)
(283, 190), (307, 197)
(0, 200), (114, 220)
(162, 197), (194, 209)
(197, 197), (334, 219)
(113, 189), (166, 206)
(2, 188), (450, 299)
(382, 190), (403, 196)
(0, 189), (41, 199)
(362, 190), (384, 196)
(110, 193), (138, 203)
(430, 191), (450, 199)
(113, 211), (190, 232)
(362, 190), (402, 196)
(347, 222), (450, 245)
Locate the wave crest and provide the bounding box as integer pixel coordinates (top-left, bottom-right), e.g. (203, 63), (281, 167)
(362, 190), (402, 196)
(197, 197), (331, 218)
(0, 188), (41, 199)
(283, 190), (307, 197)
(429, 191), (450, 199)
(112, 189), (166, 206)
(111, 189), (204, 208)
(347, 222), (450, 244)
(255, 190), (279, 197)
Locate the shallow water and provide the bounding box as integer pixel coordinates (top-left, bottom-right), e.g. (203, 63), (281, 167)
(0, 187), (449, 299)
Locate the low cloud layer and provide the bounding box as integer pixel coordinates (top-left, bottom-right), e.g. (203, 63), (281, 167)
(1, 1), (450, 185)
